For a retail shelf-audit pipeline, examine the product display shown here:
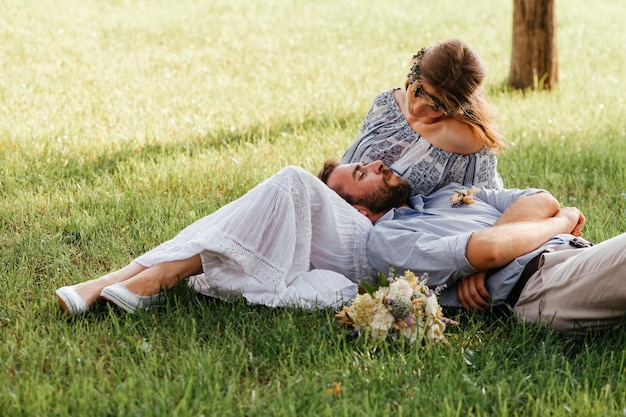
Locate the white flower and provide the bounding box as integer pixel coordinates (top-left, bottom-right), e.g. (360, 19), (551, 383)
(399, 324), (419, 343)
(389, 279), (413, 300)
(426, 322), (445, 343)
(370, 309), (394, 340)
(424, 294), (439, 317)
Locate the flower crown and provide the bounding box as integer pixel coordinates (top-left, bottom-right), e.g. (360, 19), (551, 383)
(406, 47), (428, 86)
(406, 47), (448, 114)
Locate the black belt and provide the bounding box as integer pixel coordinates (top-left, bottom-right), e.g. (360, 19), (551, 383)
(506, 237), (593, 306)
(507, 253), (542, 306)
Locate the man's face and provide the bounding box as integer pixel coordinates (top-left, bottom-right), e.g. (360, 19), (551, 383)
(326, 161), (411, 214)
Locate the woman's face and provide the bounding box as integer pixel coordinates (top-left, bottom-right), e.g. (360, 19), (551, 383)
(405, 81), (446, 119)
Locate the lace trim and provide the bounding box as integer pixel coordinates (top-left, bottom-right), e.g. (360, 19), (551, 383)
(198, 167), (313, 292)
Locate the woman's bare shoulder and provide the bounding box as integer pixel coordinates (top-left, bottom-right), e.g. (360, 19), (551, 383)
(421, 119), (481, 155)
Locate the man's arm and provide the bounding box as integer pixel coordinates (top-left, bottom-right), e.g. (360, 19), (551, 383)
(466, 206), (584, 271)
(457, 193), (582, 311)
(493, 192), (560, 225)
(458, 192), (558, 310)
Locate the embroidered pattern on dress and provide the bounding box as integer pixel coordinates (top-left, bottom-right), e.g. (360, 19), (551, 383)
(342, 89), (503, 196)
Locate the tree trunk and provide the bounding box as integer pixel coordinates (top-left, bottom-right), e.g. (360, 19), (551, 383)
(509, 0), (558, 90)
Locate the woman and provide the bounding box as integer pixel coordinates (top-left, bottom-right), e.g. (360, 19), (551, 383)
(342, 38), (505, 196)
(56, 163), (408, 316)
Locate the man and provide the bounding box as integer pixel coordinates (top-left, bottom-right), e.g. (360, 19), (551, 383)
(320, 159), (626, 335)
(58, 160), (624, 336)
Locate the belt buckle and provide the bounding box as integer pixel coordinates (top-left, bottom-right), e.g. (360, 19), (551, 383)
(569, 237), (593, 248)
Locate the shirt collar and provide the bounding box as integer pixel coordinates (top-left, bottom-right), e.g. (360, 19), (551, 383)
(374, 202), (424, 225)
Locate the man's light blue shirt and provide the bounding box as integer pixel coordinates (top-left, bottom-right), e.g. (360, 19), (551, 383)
(366, 183), (572, 307)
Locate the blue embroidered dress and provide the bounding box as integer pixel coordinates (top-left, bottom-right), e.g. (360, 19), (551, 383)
(342, 89), (503, 196)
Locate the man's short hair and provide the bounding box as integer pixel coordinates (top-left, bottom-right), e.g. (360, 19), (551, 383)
(317, 158), (340, 184)
(317, 158), (356, 204)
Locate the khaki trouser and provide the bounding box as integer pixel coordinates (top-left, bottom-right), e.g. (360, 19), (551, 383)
(514, 233), (626, 335)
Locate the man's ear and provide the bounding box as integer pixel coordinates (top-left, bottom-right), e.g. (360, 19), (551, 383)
(353, 204), (382, 224)
(353, 204), (369, 217)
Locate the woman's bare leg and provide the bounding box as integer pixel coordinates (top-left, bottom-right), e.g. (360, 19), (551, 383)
(119, 255), (203, 296)
(58, 256), (202, 315)
(72, 262), (147, 307)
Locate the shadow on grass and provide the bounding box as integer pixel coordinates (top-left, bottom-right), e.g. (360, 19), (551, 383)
(443, 305), (626, 359)
(8, 109), (362, 187)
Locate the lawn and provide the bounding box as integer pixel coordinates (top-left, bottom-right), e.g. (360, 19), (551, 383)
(1, 0), (625, 415)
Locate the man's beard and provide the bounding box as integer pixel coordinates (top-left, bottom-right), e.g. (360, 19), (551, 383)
(362, 169), (411, 214)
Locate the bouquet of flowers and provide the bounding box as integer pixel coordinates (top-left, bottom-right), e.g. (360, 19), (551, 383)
(335, 269), (455, 344)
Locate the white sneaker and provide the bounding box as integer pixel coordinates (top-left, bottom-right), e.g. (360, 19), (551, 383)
(56, 285), (89, 316)
(100, 283), (164, 314)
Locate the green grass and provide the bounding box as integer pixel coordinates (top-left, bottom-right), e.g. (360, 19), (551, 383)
(1, 0), (625, 415)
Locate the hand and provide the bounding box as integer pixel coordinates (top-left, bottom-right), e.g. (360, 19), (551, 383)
(457, 271), (490, 312)
(556, 207), (586, 237)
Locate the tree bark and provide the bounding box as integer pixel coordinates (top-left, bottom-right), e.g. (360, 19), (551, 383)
(509, 0), (558, 90)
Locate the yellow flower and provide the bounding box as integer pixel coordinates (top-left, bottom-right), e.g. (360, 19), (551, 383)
(334, 306), (353, 326)
(402, 270), (419, 288)
(450, 187), (478, 207)
(325, 382), (342, 396)
(349, 293), (377, 328)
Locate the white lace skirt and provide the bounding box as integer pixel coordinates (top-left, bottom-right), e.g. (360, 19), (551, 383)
(134, 166), (375, 309)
